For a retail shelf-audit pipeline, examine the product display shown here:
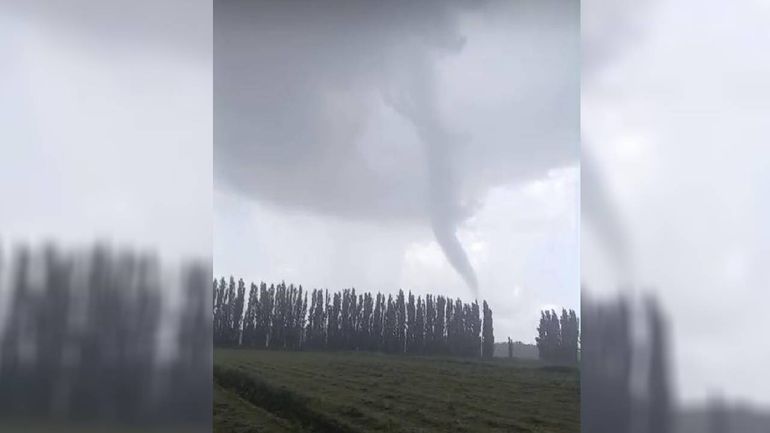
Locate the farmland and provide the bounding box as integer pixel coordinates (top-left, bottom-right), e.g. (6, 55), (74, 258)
(214, 348), (579, 433)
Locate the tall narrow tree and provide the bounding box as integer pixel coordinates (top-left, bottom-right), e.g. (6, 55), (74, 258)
(415, 296), (425, 353)
(482, 301), (494, 359)
(406, 291), (416, 353)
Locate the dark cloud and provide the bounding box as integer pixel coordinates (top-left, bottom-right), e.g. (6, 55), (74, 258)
(215, 0), (578, 292)
(3, 0), (211, 59)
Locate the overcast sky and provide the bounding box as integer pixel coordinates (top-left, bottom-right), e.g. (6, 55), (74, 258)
(214, 0), (579, 344)
(583, 0), (770, 408)
(0, 0), (212, 263)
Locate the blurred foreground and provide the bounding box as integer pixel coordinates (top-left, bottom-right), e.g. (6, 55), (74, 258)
(582, 293), (770, 433)
(0, 243), (211, 432)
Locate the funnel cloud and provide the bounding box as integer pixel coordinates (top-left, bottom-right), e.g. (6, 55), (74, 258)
(382, 45), (479, 295)
(215, 0), (578, 302)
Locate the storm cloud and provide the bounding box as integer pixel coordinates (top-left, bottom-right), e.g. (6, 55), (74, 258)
(215, 0), (578, 293)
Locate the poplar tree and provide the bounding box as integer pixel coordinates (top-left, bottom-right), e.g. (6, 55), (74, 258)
(415, 296), (425, 353)
(361, 293), (373, 350)
(425, 295), (435, 352)
(372, 293), (384, 351)
(341, 289), (351, 348)
(396, 290), (406, 353)
(384, 295), (397, 353)
(482, 301), (494, 359)
(242, 283), (258, 347)
(471, 301), (481, 357)
(435, 296), (446, 353)
(406, 291), (416, 353)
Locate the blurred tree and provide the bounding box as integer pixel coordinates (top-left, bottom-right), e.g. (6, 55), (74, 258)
(647, 298), (671, 433)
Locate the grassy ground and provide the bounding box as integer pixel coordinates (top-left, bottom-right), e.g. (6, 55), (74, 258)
(214, 348), (579, 433)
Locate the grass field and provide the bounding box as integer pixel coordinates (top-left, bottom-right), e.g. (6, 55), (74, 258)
(214, 348), (579, 433)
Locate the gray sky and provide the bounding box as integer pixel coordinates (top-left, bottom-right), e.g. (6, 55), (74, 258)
(215, 0), (579, 343)
(0, 0), (212, 263)
(583, 0), (770, 408)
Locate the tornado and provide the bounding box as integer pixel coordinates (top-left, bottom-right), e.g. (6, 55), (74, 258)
(385, 51), (480, 297)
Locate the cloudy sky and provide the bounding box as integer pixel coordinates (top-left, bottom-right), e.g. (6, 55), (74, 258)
(583, 0), (770, 408)
(0, 0), (212, 263)
(214, 0), (579, 343)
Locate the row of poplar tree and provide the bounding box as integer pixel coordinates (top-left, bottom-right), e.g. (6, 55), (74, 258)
(535, 308), (580, 364)
(213, 277), (496, 359)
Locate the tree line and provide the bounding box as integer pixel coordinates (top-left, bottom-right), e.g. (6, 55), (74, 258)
(213, 277), (496, 359)
(535, 308), (580, 364)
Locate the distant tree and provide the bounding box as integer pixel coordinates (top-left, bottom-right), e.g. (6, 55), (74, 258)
(372, 293), (384, 351)
(384, 295), (397, 353)
(323, 289), (331, 349)
(341, 289), (352, 349)
(445, 298), (454, 355)
(435, 296), (446, 353)
(536, 310), (550, 361)
(482, 301), (494, 359)
(415, 296), (425, 353)
(460, 301), (470, 355)
(254, 283), (270, 348)
(305, 289), (316, 349)
(269, 283), (285, 349)
(452, 299), (464, 355)
(461, 301), (472, 356)
(537, 307), (580, 364)
(406, 291), (416, 353)
(312, 288), (326, 349)
(223, 277), (236, 345)
(559, 309), (571, 363)
(361, 293), (373, 350)
(559, 308), (580, 364)
(242, 283), (258, 347)
(293, 286), (306, 349)
(425, 295), (435, 352)
(232, 279), (246, 345)
(262, 284), (275, 348)
(284, 284), (295, 349)
(471, 301), (481, 357)
(351, 291), (361, 350)
(329, 291), (341, 350)
(396, 290), (406, 353)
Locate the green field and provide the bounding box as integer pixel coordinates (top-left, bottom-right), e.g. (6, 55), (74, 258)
(214, 348), (579, 433)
